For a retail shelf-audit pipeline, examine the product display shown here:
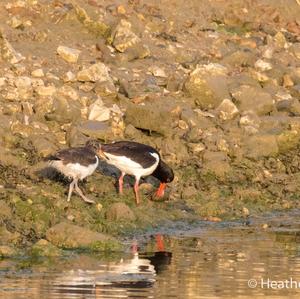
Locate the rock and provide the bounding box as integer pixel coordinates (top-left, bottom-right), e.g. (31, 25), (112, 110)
(75, 120), (111, 140)
(112, 19), (141, 53)
(243, 134), (279, 159)
(0, 201), (12, 221)
(45, 96), (81, 124)
(35, 85), (57, 97)
(273, 32), (287, 48)
(0, 245), (18, 257)
(222, 50), (256, 67)
(66, 125), (89, 147)
(46, 222), (120, 250)
(14, 76), (32, 89)
(9, 16), (23, 29)
(277, 130), (300, 153)
(62, 71), (76, 82)
(184, 63), (230, 109)
(57, 45), (81, 63)
(124, 124), (145, 141)
(125, 102), (174, 136)
(149, 66), (167, 78)
(202, 151), (231, 178)
(178, 119), (189, 130)
(262, 46), (274, 59)
(282, 74), (294, 88)
(29, 134), (60, 157)
(160, 135), (189, 162)
(31, 68), (44, 77)
(88, 98), (111, 122)
(31, 239), (62, 256)
(187, 142), (205, 154)
(215, 99), (239, 121)
(0, 30), (25, 64)
(290, 43), (300, 59)
(239, 110), (261, 129)
(0, 227), (20, 245)
(73, 4), (110, 38)
(231, 85), (274, 115)
(58, 86), (79, 101)
(77, 62), (113, 84)
(120, 43), (151, 61)
(276, 99), (300, 116)
(94, 80), (117, 98)
(254, 59), (272, 72)
(106, 203), (136, 221)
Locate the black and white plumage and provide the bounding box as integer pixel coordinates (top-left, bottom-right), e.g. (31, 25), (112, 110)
(99, 141), (174, 204)
(46, 140), (101, 203)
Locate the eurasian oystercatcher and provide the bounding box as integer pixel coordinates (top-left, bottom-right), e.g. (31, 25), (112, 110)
(46, 140), (101, 203)
(98, 141), (174, 204)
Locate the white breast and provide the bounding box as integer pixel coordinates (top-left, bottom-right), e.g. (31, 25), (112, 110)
(49, 156), (99, 180)
(104, 152), (159, 179)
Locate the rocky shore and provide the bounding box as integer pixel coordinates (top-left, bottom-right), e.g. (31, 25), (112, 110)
(0, 0), (300, 256)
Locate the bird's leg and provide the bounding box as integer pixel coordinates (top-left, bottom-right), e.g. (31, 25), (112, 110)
(74, 180), (95, 204)
(118, 172), (125, 195)
(133, 177), (140, 205)
(67, 180), (76, 202)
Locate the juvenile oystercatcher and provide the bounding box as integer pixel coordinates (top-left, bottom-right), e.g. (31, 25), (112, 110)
(98, 141), (174, 204)
(46, 140), (101, 203)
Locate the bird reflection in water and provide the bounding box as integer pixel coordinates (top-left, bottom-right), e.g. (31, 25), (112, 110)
(52, 234), (172, 297)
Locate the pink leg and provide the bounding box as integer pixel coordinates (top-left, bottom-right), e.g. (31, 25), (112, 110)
(134, 178), (140, 205)
(118, 172), (125, 195)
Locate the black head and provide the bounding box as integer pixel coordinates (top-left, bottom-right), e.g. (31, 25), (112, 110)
(152, 160), (174, 183)
(85, 139), (101, 153)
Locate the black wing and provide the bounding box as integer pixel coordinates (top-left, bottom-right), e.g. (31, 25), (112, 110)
(46, 147), (97, 166)
(101, 141), (160, 168)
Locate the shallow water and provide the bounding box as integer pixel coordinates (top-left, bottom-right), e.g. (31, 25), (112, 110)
(2, 214), (300, 299)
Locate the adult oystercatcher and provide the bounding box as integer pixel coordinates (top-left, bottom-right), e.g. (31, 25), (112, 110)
(46, 140), (101, 203)
(98, 141), (174, 204)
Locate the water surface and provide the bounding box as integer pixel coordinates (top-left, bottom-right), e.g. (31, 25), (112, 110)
(2, 213), (300, 298)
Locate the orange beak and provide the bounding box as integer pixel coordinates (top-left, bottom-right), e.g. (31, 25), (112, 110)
(156, 234), (165, 251)
(155, 182), (166, 197)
